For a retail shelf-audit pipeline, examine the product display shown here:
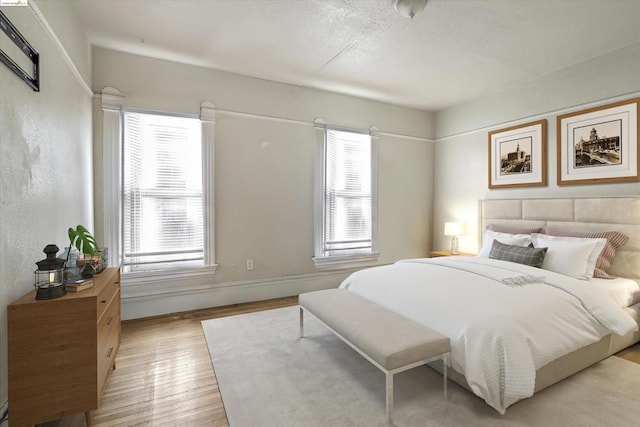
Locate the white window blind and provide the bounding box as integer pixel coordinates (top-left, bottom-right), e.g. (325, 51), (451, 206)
(123, 111), (204, 270)
(323, 128), (372, 256)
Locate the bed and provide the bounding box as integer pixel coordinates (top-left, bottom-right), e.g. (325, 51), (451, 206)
(338, 196), (640, 414)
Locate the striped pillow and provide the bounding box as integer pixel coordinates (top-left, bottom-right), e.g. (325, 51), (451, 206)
(543, 228), (629, 278)
(489, 240), (548, 268)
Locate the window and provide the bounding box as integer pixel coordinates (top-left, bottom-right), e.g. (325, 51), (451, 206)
(314, 126), (378, 266)
(122, 111), (204, 271)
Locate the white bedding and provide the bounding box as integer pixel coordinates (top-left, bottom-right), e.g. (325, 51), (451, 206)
(339, 257), (637, 414)
(591, 277), (640, 308)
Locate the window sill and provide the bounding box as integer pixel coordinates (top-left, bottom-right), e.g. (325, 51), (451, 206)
(312, 252), (379, 269)
(122, 264), (218, 285)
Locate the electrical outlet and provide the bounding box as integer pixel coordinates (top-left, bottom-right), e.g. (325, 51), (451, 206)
(246, 259), (254, 270)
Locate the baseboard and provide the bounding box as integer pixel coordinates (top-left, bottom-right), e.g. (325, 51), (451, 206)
(121, 270), (355, 320)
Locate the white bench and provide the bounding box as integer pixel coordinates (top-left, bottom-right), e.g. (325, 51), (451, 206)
(299, 288), (451, 425)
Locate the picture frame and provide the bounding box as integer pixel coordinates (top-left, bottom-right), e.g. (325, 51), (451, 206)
(557, 98), (639, 185)
(488, 119), (547, 189)
(0, 10), (39, 91)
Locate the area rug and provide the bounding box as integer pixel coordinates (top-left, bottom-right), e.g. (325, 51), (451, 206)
(202, 306), (640, 426)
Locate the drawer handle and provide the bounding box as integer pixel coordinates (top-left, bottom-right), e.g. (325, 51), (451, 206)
(101, 299), (107, 304)
(106, 347), (113, 358)
(107, 316), (113, 325)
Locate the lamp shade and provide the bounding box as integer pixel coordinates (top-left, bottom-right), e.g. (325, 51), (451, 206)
(444, 222), (465, 237)
(393, 0), (428, 19)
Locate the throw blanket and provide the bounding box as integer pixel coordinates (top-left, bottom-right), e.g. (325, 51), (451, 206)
(339, 257), (637, 414)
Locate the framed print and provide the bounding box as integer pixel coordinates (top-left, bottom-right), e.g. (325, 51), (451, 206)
(557, 98), (639, 185)
(488, 119), (547, 189)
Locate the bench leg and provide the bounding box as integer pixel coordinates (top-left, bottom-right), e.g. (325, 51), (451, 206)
(299, 307), (304, 338)
(386, 372), (393, 425)
(443, 353), (449, 400)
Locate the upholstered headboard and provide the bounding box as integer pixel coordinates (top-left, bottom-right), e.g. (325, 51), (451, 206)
(479, 197), (640, 283)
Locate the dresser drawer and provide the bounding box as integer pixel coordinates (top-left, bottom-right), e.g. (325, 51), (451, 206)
(97, 272), (120, 319)
(97, 322), (119, 395)
(97, 291), (120, 395)
(98, 289), (119, 338)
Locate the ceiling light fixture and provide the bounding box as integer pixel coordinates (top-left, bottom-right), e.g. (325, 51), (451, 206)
(393, 0), (428, 19)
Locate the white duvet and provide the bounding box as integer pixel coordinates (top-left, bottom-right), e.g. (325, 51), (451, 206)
(339, 257), (637, 414)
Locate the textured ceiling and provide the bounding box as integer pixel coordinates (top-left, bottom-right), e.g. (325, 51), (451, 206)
(70, 0), (640, 112)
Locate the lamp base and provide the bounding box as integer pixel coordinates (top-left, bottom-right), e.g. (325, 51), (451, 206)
(35, 283), (67, 300)
(450, 236), (460, 255)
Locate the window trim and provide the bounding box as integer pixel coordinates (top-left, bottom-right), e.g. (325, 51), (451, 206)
(312, 119), (379, 268)
(100, 88), (217, 278)
(121, 109), (204, 271)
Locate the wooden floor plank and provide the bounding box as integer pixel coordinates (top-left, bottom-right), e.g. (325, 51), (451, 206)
(36, 295), (640, 426)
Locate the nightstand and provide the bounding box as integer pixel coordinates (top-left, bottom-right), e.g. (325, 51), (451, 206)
(429, 250), (475, 258)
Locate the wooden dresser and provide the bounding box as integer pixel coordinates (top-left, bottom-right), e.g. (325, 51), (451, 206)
(8, 267), (121, 427)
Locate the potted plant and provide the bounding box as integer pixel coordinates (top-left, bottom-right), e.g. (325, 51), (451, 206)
(68, 225), (104, 277)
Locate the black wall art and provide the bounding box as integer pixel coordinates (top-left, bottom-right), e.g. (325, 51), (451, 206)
(0, 10), (39, 91)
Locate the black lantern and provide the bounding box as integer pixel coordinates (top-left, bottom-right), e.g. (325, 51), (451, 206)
(34, 244), (67, 300)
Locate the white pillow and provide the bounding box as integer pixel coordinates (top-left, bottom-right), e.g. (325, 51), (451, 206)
(531, 233), (607, 279)
(478, 230), (532, 258)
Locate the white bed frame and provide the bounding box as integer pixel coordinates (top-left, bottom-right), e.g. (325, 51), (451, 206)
(440, 196), (640, 394)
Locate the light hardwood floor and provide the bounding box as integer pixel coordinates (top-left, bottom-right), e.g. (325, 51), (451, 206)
(40, 296), (298, 427)
(40, 296), (639, 427)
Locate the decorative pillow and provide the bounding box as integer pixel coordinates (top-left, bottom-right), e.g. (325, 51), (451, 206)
(531, 234), (607, 279)
(489, 240), (547, 268)
(478, 230), (532, 258)
(487, 224), (544, 235)
(543, 228), (629, 279)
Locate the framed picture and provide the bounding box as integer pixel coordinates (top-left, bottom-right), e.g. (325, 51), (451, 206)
(557, 98), (639, 185)
(488, 119), (547, 189)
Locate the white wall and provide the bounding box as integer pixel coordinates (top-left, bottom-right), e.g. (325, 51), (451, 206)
(35, 0), (91, 85)
(0, 2), (93, 409)
(91, 47), (435, 319)
(432, 44), (640, 254)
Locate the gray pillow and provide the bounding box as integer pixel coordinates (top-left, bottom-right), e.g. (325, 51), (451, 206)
(489, 240), (547, 268)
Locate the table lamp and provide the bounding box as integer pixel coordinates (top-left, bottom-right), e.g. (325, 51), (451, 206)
(444, 222), (466, 255)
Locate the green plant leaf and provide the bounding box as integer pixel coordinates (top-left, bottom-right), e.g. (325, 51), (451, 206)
(68, 225), (98, 255)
